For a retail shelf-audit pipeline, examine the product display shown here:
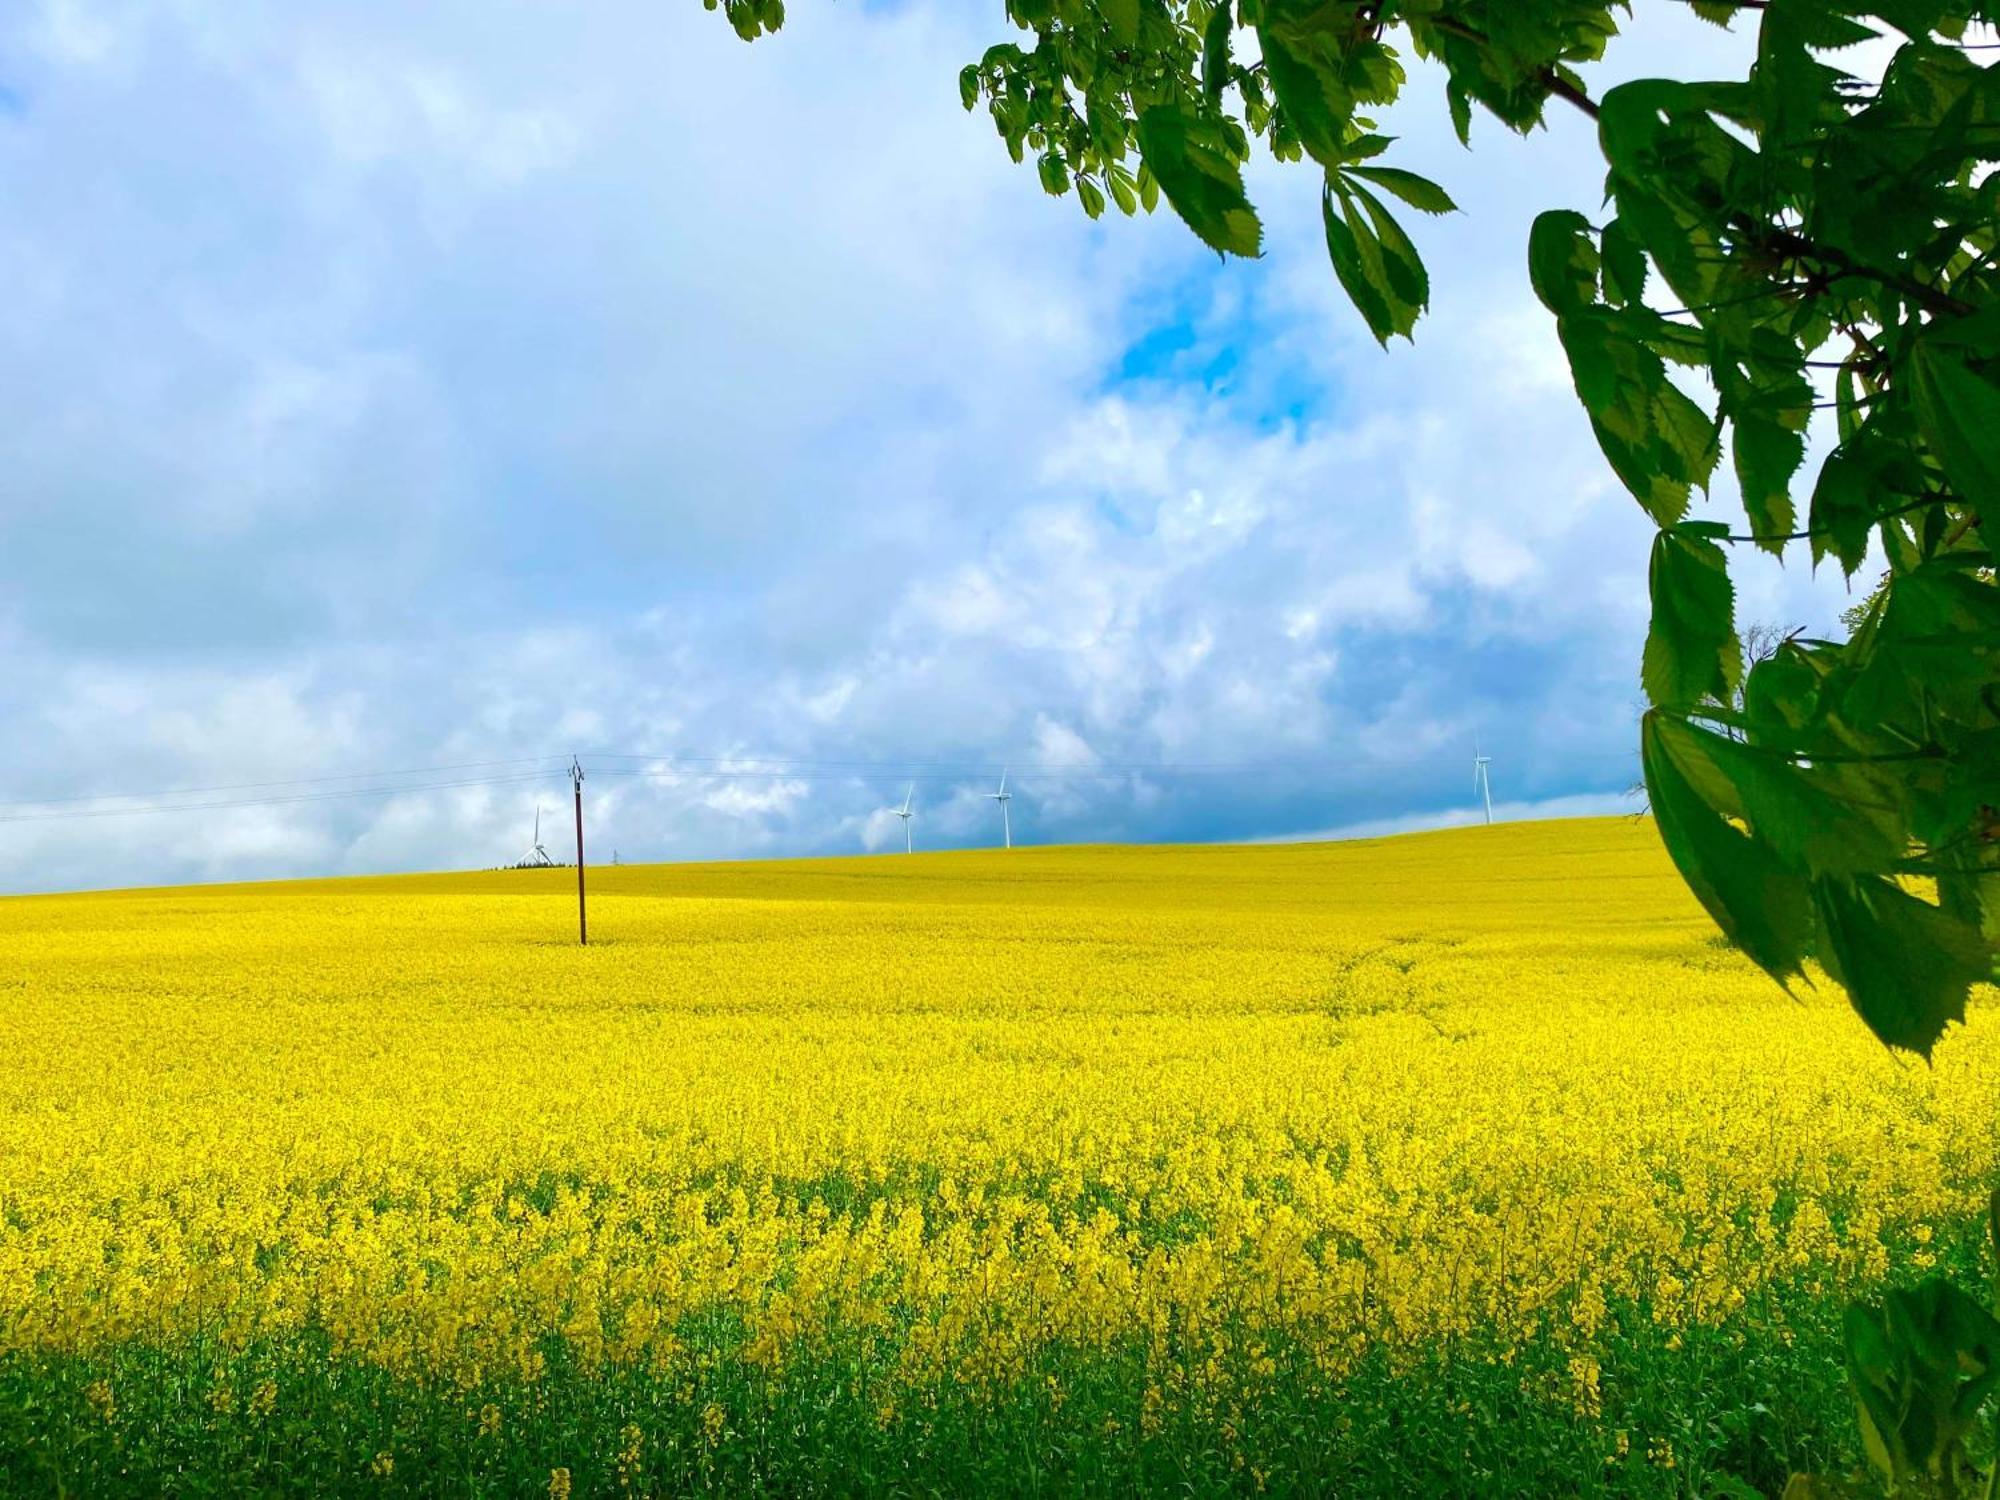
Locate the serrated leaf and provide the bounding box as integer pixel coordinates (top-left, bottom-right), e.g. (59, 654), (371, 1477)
(1809, 444), (1884, 575)
(1447, 79), (1472, 145)
(1529, 210), (1599, 316)
(1655, 382), (1723, 492)
(958, 65), (981, 112)
(1348, 165), (1457, 215)
(1347, 178), (1429, 313)
(1650, 715), (1904, 876)
(1103, 0), (1140, 45)
(1642, 710), (1813, 987)
(1134, 106), (1261, 257)
(1321, 180), (1399, 344)
(1258, 27), (1353, 167)
(1202, 1), (1232, 104)
(1599, 217), (1647, 307)
(1813, 874), (1992, 1055)
(1909, 342), (2000, 538)
(1733, 412), (1803, 551)
(1106, 164), (1138, 215)
(1644, 530), (1739, 709)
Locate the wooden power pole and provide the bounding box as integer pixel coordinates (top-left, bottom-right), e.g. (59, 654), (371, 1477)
(570, 756), (587, 945)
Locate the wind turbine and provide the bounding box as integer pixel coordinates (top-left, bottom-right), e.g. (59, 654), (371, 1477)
(520, 806), (555, 867)
(893, 782), (915, 853)
(988, 768), (1013, 849)
(1473, 738), (1494, 826)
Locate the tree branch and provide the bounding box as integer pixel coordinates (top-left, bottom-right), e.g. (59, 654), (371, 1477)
(1763, 229), (1975, 318)
(1722, 495), (1942, 545)
(1423, 16), (1601, 121)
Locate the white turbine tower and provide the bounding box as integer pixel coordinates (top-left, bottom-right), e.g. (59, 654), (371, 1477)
(521, 806), (555, 867)
(1473, 738), (1494, 826)
(894, 782), (916, 853)
(988, 768), (1013, 849)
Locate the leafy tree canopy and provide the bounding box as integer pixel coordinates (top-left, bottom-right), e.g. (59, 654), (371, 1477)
(714, 0), (1999, 1055)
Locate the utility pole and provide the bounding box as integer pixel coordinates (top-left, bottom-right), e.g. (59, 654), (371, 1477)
(571, 756), (587, 945)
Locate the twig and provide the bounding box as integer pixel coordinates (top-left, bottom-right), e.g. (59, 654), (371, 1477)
(1423, 16), (1601, 121)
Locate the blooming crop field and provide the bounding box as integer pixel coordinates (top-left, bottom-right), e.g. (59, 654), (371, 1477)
(1, 817), (1995, 1496)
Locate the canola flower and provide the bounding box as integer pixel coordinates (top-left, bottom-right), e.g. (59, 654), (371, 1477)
(0, 817), (1995, 1451)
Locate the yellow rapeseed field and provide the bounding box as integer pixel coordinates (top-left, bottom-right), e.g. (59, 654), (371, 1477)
(1, 815), (1995, 1488)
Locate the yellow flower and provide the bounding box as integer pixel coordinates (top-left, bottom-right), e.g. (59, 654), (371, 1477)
(370, 1452), (395, 1479)
(1566, 1354), (1602, 1420)
(0, 818), (1990, 1467)
(548, 1467), (572, 1500)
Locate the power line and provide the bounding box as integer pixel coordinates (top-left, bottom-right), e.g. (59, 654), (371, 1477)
(0, 744), (1641, 825)
(0, 756), (568, 813)
(581, 748), (1636, 777)
(0, 770), (565, 825)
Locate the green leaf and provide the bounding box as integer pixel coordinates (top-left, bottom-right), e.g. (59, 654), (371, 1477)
(1105, 163), (1139, 215)
(1843, 1303), (1903, 1480)
(1348, 165), (1457, 215)
(958, 65), (981, 112)
(1528, 210), (1598, 316)
(1037, 151), (1070, 197)
(1556, 310), (1717, 525)
(1648, 715), (1904, 877)
(1202, 1), (1232, 104)
(1348, 179), (1429, 312)
(1258, 27), (1353, 167)
(1321, 180), (1398, 344)
(1642, 710), (1813, 987)
(1732, 412), (1803, 552)
(1655, 383), (1723, 494)
(1643, 529), (1739, 710)
(1813, 875), (1992, 1055)
(1446, 79), (1472, 146)
(1076, 175), (1107, 219)
(1321, 178), (1425, 344)
(1688, 0), (1745, 26)
(1134, 106), (1262, 257)
(1598, 217), (1647, 307)
(1103, 0), (1141, 46)
(1909, 342), (2000, 537)
(1806, 446), (1875, 575)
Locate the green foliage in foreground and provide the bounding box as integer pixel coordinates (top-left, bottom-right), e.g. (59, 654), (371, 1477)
(0, 1293), (1894, 1498)
(6, 1221), (1996, 1498)
(712, 0), (2000, 1060)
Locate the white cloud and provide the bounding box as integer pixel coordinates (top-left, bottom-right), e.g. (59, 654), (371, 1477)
(0, 0), (1863, 892)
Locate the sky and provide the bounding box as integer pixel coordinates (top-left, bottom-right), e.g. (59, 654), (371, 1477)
(0, 0), (1872, 893)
